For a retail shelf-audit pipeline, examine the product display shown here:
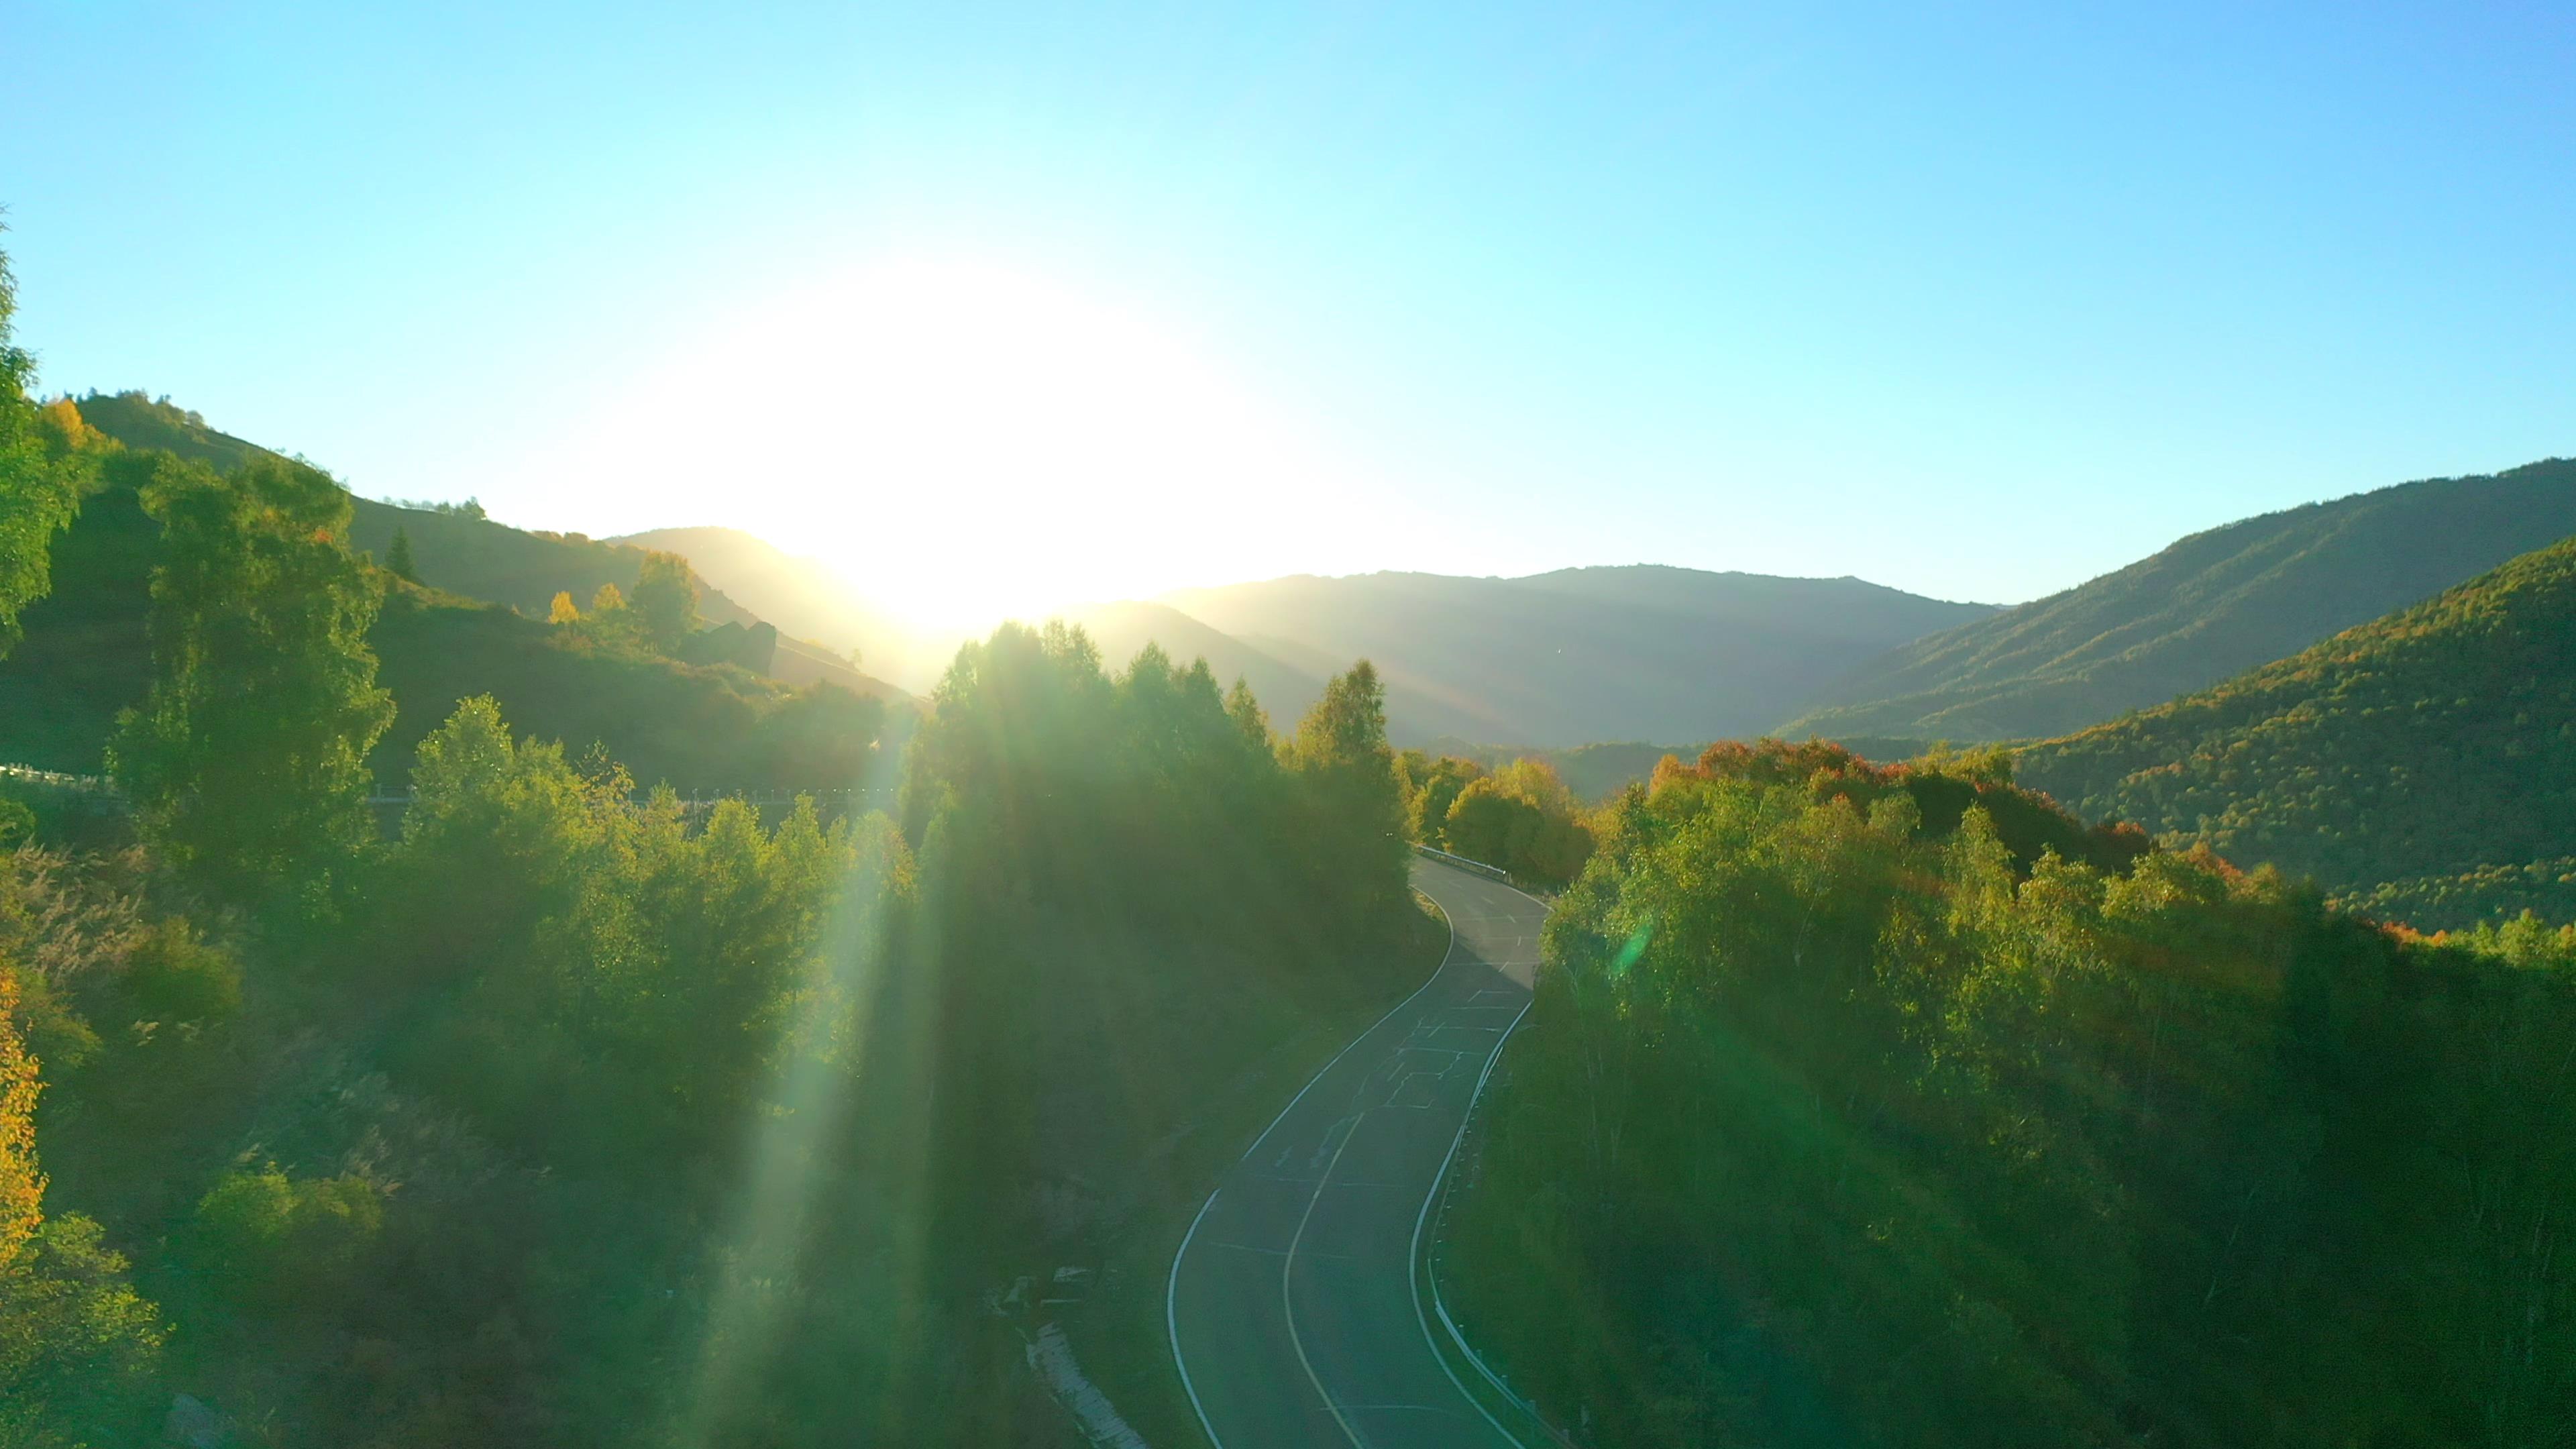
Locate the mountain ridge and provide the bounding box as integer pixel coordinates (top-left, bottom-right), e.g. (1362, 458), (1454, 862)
(2017, 532), (2576, 929)
(1783, 457), (2576, 741)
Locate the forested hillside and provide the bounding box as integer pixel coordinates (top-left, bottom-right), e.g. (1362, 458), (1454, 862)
(1444, 740), (2576, 1448)
(1163, 565), (1994, 745)
(1784, 458), (2576, 741)
(78, 394), (733, 621)
(1, 268), (1438, 1442)
(74, 396), (905, 707)
(631, 527), (1487, 737)
(0, 404), (898, 787)
(614, 525), (920, 680)
(2018, 535), (2576, 929)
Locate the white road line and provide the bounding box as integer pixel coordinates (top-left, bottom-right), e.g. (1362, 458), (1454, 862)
(1282, 1100), (1373, 1447)
(1167, 883), (1465, 1449)
(1410, 994), (1537, 1449)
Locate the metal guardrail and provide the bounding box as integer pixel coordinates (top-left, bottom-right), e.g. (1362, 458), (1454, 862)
(0, 764), (119, 793)
(1410, 842), (1514, 882)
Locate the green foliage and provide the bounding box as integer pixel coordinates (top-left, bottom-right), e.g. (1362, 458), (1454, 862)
(1279, 657), (1410, 920)
(0, 450), (891, 789)
(0, 1214), (165, 1446)
(1393, 748), (1486, 846)
(0, 244), (91, 658)
(384, 523), (418, 582)
(631, 547), (700, 653)
(370, 587), (885, 792)
(0, 963), (166, 1448)
(108, 453), (394, 897)
(1440, 757), (1593, 885)
(2019, 535), (2576, 929)
(1447, 745), (2576, 1447)
(1786, 455), (2576, 741)
(190, 1164), (386, 1311)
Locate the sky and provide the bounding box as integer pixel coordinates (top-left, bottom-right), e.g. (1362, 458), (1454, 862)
(5, 1), (2571, 624)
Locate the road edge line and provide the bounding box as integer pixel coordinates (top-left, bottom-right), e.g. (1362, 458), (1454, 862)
(1165, 879), (1463, 1449)
(1408, 985), (1538, 1449)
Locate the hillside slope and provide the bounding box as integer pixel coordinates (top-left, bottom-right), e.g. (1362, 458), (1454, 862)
(614, 529), (1354, 722)
(1, 408), (899, 786)
(2017, 535), (2576, 928)
(74, 393), (763, 629)
(1785, 457), (2576, 742)
(611, 525), (925, 678)
(1165, 565), (1994, 746)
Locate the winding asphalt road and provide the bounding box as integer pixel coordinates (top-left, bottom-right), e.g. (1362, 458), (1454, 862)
(1166, 857), (1550, 1449)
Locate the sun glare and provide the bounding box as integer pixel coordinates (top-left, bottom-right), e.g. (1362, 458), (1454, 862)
(509, 258), (1373, 633)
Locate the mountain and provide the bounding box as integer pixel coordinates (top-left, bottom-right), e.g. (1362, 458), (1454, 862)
(610, 525), (931, 682)
(72, 394), (769, 632)
(71, 394), (906, 710)
(1164, 565), (1996, 746)
(1784, 457), (2576, 742)
(1053, 596), (1325, 716)
(2017, 535), (2576, 929)
(611, 529), (1346, 722)
(3, 399), (904, 786)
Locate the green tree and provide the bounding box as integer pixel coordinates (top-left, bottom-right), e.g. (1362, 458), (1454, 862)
(109, 455), (396, 897)
(1442, 757), (1591, 883)
(1225, 676), (1272, 753)
(631, 548), (700, 653)
(0, 238), (89, 656)
(1285, 660), (1410, 921)
(1395, 750), (1488, 847)
(384, 523), (419, 582)
(0, 969), (165, 1446)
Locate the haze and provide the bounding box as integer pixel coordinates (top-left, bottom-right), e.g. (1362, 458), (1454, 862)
(8, 1), (2572, 629)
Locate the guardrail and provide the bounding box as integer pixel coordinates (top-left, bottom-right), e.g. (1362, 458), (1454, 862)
(1409, 842), (1514, 882)
(0, 764), (119, 794)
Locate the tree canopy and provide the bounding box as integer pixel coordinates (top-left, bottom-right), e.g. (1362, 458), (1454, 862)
(108, 454), (394, 896)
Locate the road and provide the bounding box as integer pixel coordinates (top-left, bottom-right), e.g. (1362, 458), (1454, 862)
(1165, 857), (1551, 1449)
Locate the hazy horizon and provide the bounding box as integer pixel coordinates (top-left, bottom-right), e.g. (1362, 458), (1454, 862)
(10, 2), (2571, 619)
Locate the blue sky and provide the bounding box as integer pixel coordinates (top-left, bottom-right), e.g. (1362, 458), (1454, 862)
(5, 1), (2571, 614)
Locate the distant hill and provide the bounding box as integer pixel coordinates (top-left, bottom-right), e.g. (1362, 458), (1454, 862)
(71, 395), (908, 711)
(622, 528), (1392, 730)
(2017, 535), (2576, 930)
(1784, 458), (2576, 742)
(1426, 734), (1938, 802)
(611, 525), (928, 681)
(1052, 597), (1326, 718)
(1165, 566), (1995, 746)
(3, 400), (904, 786)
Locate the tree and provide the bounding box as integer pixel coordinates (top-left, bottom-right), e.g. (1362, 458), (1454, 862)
(631, 549), (700, 653)
(0, 969), (36, 1268)
(1285, 661), (1409, 920)
(549, 589), (580, 625)
(1225, 677), (1271, 753)
(384, 524), (418, 582)
(0, 237), (88, 657)
(108, 455), (396, 897)
(0, 967), (164, 1442)
(1395, 750), (1488, 847)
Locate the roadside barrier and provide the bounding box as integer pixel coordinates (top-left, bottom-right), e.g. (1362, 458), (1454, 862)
(1409, 842), (1513, 881)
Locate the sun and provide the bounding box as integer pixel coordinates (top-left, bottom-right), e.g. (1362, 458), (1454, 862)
(514, 256), (1371, 635)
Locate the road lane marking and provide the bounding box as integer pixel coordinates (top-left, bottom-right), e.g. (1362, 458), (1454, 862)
(1283, 1102), (1374, 1448)
(1167, 880), (1468, 1449)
